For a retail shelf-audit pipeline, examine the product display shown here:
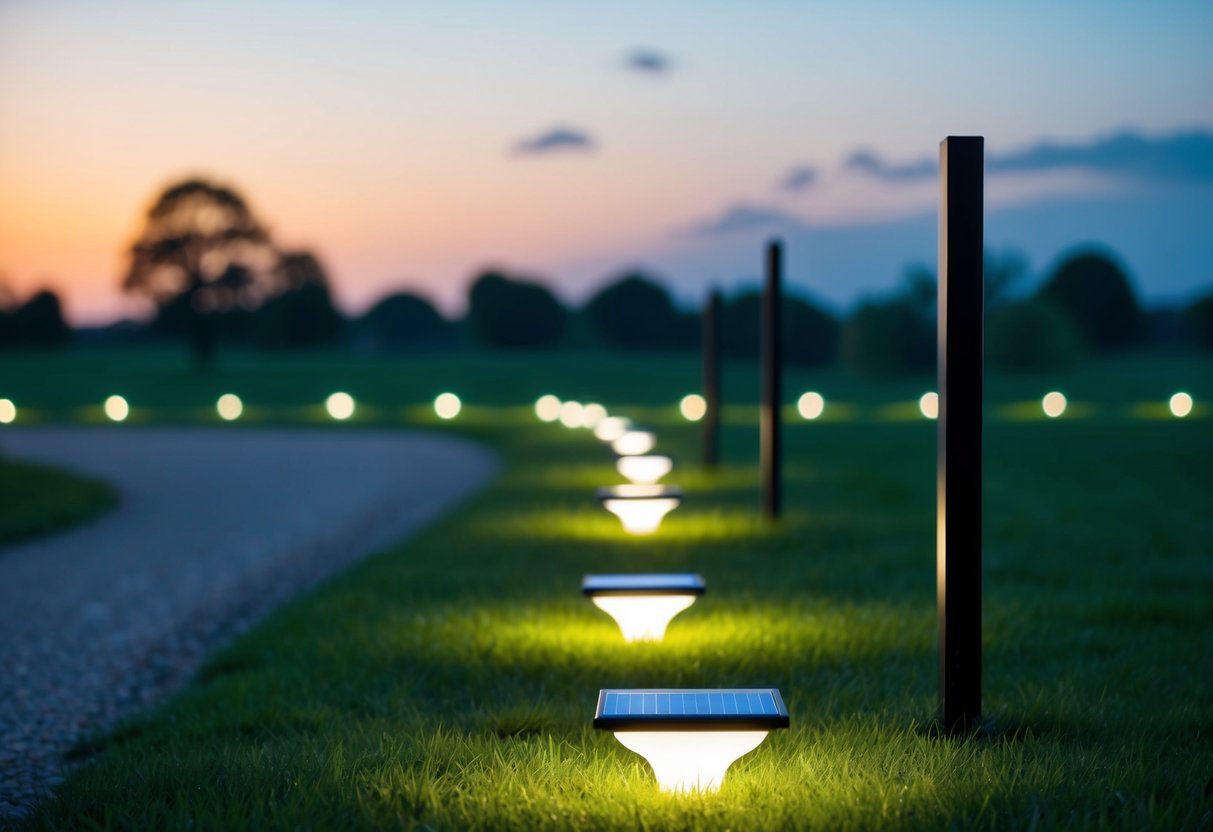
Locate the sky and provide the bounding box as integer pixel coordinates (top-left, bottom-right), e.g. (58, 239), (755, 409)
(1, 0), (1211, 324)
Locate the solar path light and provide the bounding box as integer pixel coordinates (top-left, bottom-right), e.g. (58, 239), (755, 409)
(1041, 391), (1067, 418)
(581, 402), (608, 428)
(616, 454), (673, 485)
(594, 416), (632, 442)
(612, 429), (656, 456)
(0, 399), (15, 424)
(582, 574), (704, 642)
(104, 395), (130, 422)
(1169, 392), (1193, 418)
(559, 400), (585, 428)
(325, 392), (355, 420)
(797, 392), (825, 420)
(535, 394), (561, 422)
(594, 688), (788, 792)
(434, 392), (461, 419)
(216, 393), (243, 421)
(598, 484), (682, 534)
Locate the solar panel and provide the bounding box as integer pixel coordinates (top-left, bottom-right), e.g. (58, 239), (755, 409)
(594, 689), (789, 731)
(582, 573), (706, 596)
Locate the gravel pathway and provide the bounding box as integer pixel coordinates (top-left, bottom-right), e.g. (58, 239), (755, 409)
(0, 427), (496, 820)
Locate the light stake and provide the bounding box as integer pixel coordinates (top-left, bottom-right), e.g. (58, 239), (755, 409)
(616, 454), (673, 485)
(594, 688), (789, 793)
(434, 392), (461, 419)
(582, 574), (704, 642)
(598, 484), (682, 534)
(611, 429), (656, 456)
(559, 401), (585, 428)
(1169, 392), (1193, 418)
(594, 416), (632, 442)
(216, 393), (243, 421)
(104, 395), (129, 422)
(325, 392), (355, 420)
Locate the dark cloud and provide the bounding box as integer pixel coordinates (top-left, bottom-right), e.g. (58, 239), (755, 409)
(682, 204), (807, 238)
(845, 129), (1213, 183)
(777, 165), (819, 193)
(624, 47), (673, 75)
(512, 127), (596, 156)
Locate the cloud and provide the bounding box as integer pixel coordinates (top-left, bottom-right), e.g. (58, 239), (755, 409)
(682, 203), (808, 238)
(623, 47), (673, 75)
(776, 164), (819, 193)
(844, 129), (1213, 183)
(512, 126), (596, 156)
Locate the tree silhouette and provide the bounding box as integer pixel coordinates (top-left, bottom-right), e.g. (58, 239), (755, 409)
(1036, 249), (1144, 352)
(249, 252), (343, 348)
(357, 292), (452, 350)
(123, 178), (274, 365)
(12, 290), (73, 348)
(467, 271), (567, 348)
(722, 290), (839, 366)
(584, 273), (693, 349)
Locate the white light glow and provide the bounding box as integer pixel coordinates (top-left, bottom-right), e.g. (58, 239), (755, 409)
(0, 399), (15, 424)
(613, 731), (769, 793)
(679, 394), (706, 421)
(616, 454), (673, 485)
(592, 595), (696, 642)
(104, 395), (129, 422)
(1169, 392), (1193, 418)
(326, 392), (355, 420)
(559, 401), (584, 428)
(581, 402), (608, 428)
(1042, 391), (1067, 418)
(594, 416), (632, 442)
(797, 392), (825, 420)
(603, 494), (680, 534)
(434, 392), (461, 419)
(216, 393), (243, 421)
(535, 394), (562, 422)
(919, 392), (939, 420)
(612, 430), (657, 456)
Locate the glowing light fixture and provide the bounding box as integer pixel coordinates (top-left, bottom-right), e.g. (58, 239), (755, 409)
(594, 688), (789, 793)
(598, 484), (682, 534)
(434, 392), (461, 419)
(1042, 391), (1067, 418)
(581, 402), (608, 428)
(582, 574), (704, 642)
(1169, 392), (1193, 418)
(0, 399), (15, 424)
(616, 454), (673, 485)
(535, 394), (562, 422)
(919, 391), (939, 420)
(104, 395), (129, 422)
(797, 392), (825, 420)
(679, 394), (707, 422)
(216, 393), (243, 421)
(612, 429), (657, 456)
(560, 400), (585, 428)
(594, 416), (632, 442)
(326, 392), (355, 421)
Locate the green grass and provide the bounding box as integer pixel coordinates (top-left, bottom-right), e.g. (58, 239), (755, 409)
(0, 457), (116, 548)
(7, 348), (1213, 830)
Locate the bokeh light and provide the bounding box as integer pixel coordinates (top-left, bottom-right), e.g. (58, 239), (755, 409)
(594, 416), (632, 442)
(1042, 391), (1067, 418)
(679, 394), (707, 421)
(434, 392), (462, 419)
(326, 392), (355, 420)
(216, 393), (243, 421)
(612, 430), (657, 456)
(104, 395), (129, 422)
(0, 399), (15, 424)
(581, 402), (607, 428)
(919, 392), (939, 419)
(559, 400), (584, 428)
(797, 392), (825, 420)
(535, 394), (561, 422)
(1169, 392), (1193, 418)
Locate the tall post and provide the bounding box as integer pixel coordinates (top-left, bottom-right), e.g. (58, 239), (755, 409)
(701, 289), (722, 468)
(760, 240), (782, 520)
(937, 136), (984, 734)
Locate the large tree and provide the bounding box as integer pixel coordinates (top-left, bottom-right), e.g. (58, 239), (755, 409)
(1036, 249), (1144, 352)
(123, 178), (275, 364)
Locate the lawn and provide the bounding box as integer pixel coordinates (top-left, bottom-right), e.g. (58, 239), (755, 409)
(5, 348), (1212, 830)
(0, 457), (116, 549)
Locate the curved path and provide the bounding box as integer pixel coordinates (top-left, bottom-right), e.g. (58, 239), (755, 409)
(0, 427), (497, 818)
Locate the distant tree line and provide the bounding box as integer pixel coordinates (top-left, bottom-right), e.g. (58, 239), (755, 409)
(7, 178), (1213, 377)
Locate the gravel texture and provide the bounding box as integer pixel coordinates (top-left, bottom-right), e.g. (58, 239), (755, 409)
(0, 427), (496, 820)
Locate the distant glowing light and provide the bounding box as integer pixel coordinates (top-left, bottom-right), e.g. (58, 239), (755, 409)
(559, 401), (585, 428)
(919, 392), (939, 420)
(1169, 392), (1193, 418)
(599, 484), (682, 534)
(679, 394), (707, 422)
(617, 454), (673, 485)
(0, 399), (15, 424)
(1042, 391), (1067, 418)
(583, 574), (704, 643)
(326, 392), (355, 420)
(434, 392), (461, 419)
(581, 402), (608, 428)
(594, 416), (632, 442)
(797, 392), (825, 420)
(612, 430), (657, 456)
(104, 395), (129, 422)
(535, 395), (562, 422)
(216, 393), (243, 421)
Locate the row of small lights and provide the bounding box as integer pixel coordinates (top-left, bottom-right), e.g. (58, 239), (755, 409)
(0, 390), (1195, 426)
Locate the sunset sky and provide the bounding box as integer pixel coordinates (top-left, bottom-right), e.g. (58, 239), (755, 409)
(2, 0), (1211, 324)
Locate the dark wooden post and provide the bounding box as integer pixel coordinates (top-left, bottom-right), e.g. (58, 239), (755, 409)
(937, 136), (984, 734)
(701, 289), (722, 468)
(761, 240), (783, 520)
